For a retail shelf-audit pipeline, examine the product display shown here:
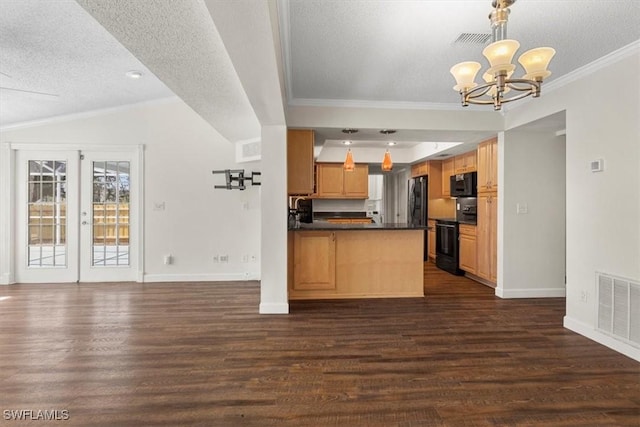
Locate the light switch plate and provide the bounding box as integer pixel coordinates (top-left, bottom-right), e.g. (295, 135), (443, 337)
(516, 203), (528, 215)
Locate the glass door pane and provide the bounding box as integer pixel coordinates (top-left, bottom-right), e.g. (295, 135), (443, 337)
(92, 161), (130, 266)
(27, 160), (67, 267)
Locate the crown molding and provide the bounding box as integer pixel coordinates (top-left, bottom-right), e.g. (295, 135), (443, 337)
(0, 96), (180, 132)
(544, 40), (640, 95)
(289, 97), (467, 111)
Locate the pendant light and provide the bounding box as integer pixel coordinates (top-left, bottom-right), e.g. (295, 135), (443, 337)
(343, 148), (355, 172)
(380, 130), (396, 171)
(342, 128), (358, 171)
(381, 149), (393, 171)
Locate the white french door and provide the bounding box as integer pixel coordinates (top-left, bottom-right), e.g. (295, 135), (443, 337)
(15, 147), (141, 283)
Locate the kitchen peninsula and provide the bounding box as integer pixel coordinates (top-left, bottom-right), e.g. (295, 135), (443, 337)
(288, 223), (425, 300)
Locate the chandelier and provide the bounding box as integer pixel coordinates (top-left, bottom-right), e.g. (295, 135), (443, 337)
(450, 0), (555, 111)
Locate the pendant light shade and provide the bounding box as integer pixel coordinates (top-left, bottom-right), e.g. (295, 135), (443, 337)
(381, 149), (393, 171)
(343, 148), (355, 172)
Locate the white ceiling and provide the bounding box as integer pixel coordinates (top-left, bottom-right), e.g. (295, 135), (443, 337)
(0, 0), (174, 128)
(1, 0), (638, 152)
(282, 0), (640, 108)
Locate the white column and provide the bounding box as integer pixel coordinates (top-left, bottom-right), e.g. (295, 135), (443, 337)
(259, 125), (288, 314)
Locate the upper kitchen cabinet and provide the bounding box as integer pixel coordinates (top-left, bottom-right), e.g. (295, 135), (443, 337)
(410, 162), (429, 178)
(442, 157), (455, 197)
(287, 129), (315, 195)
(477, 137), (498, 193)
(411, 160), (442, 199)
(454, 150), (477, 174)
(316, 163), (368, 199)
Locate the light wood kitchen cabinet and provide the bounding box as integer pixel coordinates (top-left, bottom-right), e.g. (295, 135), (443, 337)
(454, 150), (477, 174)
(477, 137), (498, 193)
(427, 160), (442, 199)
(477, 194), (497, 284)
(442, 158), (455, 197)
(287, 129), (315, 195)
(458, 224), (477, 275)
(293, 231), (336, 291)
(289, 230), (424, 300)
(326, 218), (373, 224)
(427, 219), (436, 260)
(410, 161), (429, 178)
(316, 163), (368, 199)
(410, 160), (442, 199)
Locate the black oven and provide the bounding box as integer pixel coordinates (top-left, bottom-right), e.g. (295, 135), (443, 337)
(450, 172), (477, 197)
(435, 219), (464, 275)
(456, 197), (477, 224)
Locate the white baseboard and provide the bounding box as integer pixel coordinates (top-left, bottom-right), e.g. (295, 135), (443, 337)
(144, 272), (260, 283)
(495, 287), (566, 298)
(563, 316), (640, 362)
(259, 302), (289, 314)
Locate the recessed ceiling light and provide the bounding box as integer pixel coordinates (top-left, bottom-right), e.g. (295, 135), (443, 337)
(126, 70), (143, 79)
(343, 140), (352, 145)
(387, 142), (397, 146)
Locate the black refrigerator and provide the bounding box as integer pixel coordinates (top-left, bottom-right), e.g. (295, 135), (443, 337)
(408, 176), (428, 260)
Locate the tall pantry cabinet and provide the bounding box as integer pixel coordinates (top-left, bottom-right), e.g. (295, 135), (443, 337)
(476, 137), (498, 284)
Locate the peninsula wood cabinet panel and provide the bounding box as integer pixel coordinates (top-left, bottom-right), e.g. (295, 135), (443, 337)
(289, 230), (424, 299)
(316, 163), (368, 198)
(458, 224), (477, 275)
(427, 219), (436, 260)
(477, 194), (497, 283)
(477, 137), (498, 193)
(287, 129), (315, 195)
(292, 231), (336, 291)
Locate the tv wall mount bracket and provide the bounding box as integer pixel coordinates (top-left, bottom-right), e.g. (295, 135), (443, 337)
(212, 169), (261, 190)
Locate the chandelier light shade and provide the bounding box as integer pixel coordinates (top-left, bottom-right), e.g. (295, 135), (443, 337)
(343, 148), (355, 172)
(381, 149), (393, 171)
(450, 0), (555, 111)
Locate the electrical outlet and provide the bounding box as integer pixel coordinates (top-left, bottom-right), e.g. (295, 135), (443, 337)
(580, 291), (589, 302)
(250, 255), (257, 263)
(212, 255), (219, 263)
(220, 255), (229, 263)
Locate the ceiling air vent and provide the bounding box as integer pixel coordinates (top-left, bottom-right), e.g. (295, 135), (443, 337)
(454, 33), (491, 45)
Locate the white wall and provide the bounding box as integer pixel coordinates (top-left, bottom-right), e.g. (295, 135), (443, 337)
(505, 45), (640, 360)
(498, 129), (566, 298)
(259, 125), (288, 314)
(0, 99), (261, 282)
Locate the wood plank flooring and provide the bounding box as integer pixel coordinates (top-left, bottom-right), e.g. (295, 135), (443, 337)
(0, 262), (638, 426)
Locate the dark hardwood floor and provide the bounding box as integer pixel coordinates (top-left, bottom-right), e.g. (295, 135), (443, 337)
(1, 262), (638, 426)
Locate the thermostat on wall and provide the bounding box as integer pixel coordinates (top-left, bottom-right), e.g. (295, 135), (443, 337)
(590, 159), (604, 173)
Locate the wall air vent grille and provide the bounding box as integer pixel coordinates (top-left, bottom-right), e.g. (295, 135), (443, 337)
(454, 33), (491, 45)
(596, 272), (640, 348)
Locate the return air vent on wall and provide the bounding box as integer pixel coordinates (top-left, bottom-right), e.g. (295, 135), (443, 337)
(453, 33), (491, 45)
(596, 272), (640, 348)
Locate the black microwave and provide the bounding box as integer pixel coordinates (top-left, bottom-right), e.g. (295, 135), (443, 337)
(450, 172), (477, 197)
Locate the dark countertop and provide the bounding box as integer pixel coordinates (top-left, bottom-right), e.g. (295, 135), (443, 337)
(289, 222), (427, 231)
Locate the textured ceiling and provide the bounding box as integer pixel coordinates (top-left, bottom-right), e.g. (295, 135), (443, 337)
(75, 0), (261, 142)
(282, 0), (640, 108)
(0, 0), (173, 127)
